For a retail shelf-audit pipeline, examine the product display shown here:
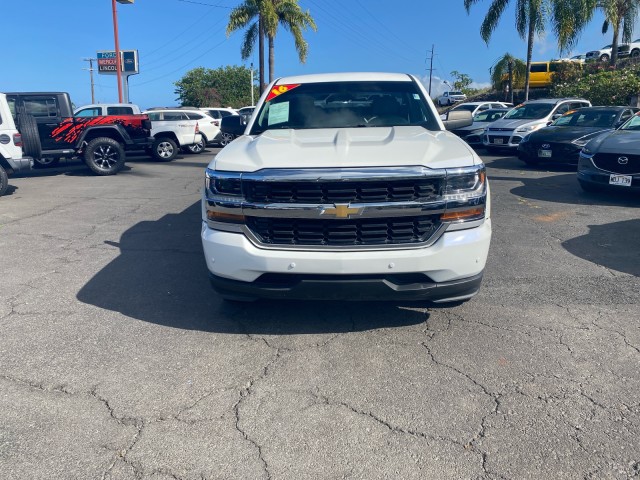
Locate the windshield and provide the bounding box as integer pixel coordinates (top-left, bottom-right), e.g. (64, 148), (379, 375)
(619, 113), (640, 131)
(503, 103), (554, 120)
(452, 104), (477, 112)
(552, 109), (618, 128)
(450, 91), (464, 96)
(473, 110), (506, 122)
(249, 80), (439, 134)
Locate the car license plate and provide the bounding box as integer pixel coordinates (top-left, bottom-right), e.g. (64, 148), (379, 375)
(609, 174), (632, 186)
(494, 138), (503, 144)
(538, 149), (552, 158)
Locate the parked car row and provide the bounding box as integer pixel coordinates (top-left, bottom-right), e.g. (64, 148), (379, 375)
(448, 97), (640, 194)
(581, 39), (640, 62)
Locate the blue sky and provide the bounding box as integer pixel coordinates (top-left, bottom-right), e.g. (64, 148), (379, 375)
(2, 0), (620, 110)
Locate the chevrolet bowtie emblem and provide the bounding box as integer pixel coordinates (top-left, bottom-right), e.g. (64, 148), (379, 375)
(321, 204), (362, 218)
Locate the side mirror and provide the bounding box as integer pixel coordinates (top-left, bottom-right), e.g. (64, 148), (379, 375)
(220, 115), (246, 136)
(442, 110), (473, 130)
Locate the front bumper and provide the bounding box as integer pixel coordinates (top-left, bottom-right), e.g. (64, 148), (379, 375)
(577, 161), (640, 191)
(483, 131), (522, 149)
(201, 219), (492, 302)
(518, 142), (581, 164)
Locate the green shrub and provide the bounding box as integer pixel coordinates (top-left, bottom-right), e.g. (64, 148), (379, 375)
(551, 63), (640, 105)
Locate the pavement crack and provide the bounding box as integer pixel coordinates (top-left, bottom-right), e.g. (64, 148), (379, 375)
(232, 349), (283, 480)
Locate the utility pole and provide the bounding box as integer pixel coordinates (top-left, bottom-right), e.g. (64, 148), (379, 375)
(82, 58), (96, 104)
(250, 62), (254, 106)
(427, 45), (435, 95)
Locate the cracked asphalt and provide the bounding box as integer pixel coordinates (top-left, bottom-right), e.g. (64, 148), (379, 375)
(0, 149), (639, 480)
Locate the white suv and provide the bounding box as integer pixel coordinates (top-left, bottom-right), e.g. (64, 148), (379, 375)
(201, 72), (492, 303)
(482, 98), (591, 151)
(437, 91), (467, 106)
(143, 109), (203, 161)
(0, 93), (32, 196)
(585, 44), (612, 62)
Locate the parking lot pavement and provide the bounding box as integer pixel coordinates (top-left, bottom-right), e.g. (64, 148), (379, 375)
(0, 149), (639, 479)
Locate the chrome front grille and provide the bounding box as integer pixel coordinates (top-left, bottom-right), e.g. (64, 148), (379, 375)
(244, 179), (443, 203)
(246, 215), (441, 246)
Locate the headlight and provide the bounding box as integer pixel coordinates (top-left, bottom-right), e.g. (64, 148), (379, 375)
(442, 166), (487, 222)
(572, 137), (589, 147)
(520, 133), (532, 143)
(204, 169), (245, 227)
(580, 145), (595, 157)
(515, 124), (542, 133)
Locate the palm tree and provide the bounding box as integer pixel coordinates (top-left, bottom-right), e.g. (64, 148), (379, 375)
(464, 0), (594, 100)
(262, 0), (317, 83)
(490, 53), (527, 103)
(599, 0), (640, 65)
(227, 0), (267, 93)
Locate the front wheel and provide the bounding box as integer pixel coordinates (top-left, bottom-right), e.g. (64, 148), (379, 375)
(0, 165), (8, 197)
(152, 137), (178, 161)
(186, 139), (205, 154)
(632, 49), (640, 58)
(600, 53), (610, 62)
(84, 137), (126, 176)
(219, 132), (235, 147)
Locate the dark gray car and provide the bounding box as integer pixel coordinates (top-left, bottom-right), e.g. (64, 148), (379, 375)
(450, 108), (509, 147)
(577, 112), (640, 193)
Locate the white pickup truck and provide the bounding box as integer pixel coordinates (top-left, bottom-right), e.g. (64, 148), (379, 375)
(202, 72), (491, 303)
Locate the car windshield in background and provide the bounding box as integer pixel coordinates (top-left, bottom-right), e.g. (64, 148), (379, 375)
(473, 110), (506, 122)
(249, 81), (438, 134)
(619, 114), (640, 131)
(552, 110), (618, 128)
(450, 91), (464, 96)
(452, 104), (477, 112)
(503, 103), (554, 120)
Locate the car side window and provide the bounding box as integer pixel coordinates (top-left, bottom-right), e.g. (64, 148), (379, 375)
(107, 106), (134, 115)
(23, 97), (59, 118)
(76, 108), (101, 117)
(219, 110), (233, 117)
(147, 112), (161, 121)
(620, 109), (633, 122)
(164, 112), (187, 120)
(554, 103), (570, 116)
(186, 113), (204, 120)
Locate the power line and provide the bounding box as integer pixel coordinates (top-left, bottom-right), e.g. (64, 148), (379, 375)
(177, 0), (232, 8)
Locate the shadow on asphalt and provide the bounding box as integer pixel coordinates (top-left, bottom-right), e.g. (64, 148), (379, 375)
(76, 201), (428, 334)
(562, 219), (640, 277)
(488, 169), (640, 208)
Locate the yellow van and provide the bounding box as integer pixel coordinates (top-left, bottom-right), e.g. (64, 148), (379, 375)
(528, 61), (565, 88)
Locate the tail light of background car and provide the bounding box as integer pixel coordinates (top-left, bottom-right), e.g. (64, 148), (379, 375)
(195, 122), (200, 133)
(13, 133), (22, 147)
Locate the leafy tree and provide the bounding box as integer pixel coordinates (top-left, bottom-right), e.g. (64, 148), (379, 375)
(599, 0), (640, 65)
(450, 70), (474, 91)
(262, 0), (317, 83)
(227, 0), (316, 91)
(174, 65), (256, 108)
(464, 0), (595, 101)
(227, 0), (267, 92)
(490, 53), (527, 103)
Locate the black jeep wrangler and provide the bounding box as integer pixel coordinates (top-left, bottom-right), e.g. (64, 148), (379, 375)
(6, 92), (153, 175)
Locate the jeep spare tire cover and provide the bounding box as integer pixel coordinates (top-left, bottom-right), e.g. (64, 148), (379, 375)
(17, 114), (42, 159)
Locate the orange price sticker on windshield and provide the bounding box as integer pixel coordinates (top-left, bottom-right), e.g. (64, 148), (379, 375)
(265, 83), (301, 102)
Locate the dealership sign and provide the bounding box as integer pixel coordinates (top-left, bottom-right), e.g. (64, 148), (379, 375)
(97, 50), (139, 75)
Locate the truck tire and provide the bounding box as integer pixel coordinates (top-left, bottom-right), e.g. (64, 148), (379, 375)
(0, 165), (8, 197)
(84, 137), (126, 176)
(151, 137), (178, 161)
(16, 114), (42, 159)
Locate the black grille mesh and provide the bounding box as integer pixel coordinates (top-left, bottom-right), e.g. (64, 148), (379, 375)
(244, 179), (443, 203)
(593, 153), (640, 174)
(247, 215), (441, 246)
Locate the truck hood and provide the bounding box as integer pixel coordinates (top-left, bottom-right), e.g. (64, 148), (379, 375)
(211, 126), (479, 172)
